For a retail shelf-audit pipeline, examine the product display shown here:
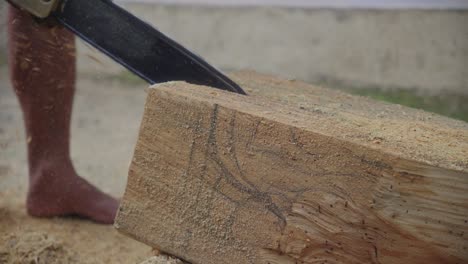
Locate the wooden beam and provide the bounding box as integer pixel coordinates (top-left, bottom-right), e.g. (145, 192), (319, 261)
(115, 71), (468, 264)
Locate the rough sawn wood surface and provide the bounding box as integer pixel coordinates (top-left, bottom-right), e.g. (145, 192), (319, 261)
(115, 71), (468, 264)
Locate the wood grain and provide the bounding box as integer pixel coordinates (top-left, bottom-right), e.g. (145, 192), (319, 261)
(115, 72), (468, 264)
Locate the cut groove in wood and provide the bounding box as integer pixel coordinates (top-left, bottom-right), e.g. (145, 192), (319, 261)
(115, 71), (468, 264)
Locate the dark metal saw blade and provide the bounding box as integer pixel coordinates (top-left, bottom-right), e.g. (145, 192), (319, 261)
(53, 0), (246, 94)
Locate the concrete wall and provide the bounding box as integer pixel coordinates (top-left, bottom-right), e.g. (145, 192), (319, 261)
(1, 2), (467, 94)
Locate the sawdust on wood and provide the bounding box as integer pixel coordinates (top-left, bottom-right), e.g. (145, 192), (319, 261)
(230, 70), (468, 172)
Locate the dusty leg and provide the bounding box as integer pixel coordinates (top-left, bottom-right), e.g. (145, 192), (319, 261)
(8, 6), (118, 224)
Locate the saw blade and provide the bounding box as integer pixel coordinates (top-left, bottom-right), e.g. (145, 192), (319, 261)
(52, 0), (246, 94)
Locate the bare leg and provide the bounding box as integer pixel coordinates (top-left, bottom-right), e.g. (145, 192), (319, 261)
(8, 6), (118, 224)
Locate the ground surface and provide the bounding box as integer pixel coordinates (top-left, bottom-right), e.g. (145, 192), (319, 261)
(0, 68), (153, 263)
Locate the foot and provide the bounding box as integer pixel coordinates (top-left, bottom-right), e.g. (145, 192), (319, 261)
(26, 160), (119, 224)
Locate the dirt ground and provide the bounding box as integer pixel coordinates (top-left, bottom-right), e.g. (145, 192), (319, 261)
(0, 68), (154, 263)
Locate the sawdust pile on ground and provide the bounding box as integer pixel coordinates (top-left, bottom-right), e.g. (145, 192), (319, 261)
(0, 231), (81, 264)
(139, 255), (185, 264)
(0, 196), (152, 264)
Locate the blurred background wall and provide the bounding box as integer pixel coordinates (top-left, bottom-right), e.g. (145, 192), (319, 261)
(1, 0), (467, 95)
